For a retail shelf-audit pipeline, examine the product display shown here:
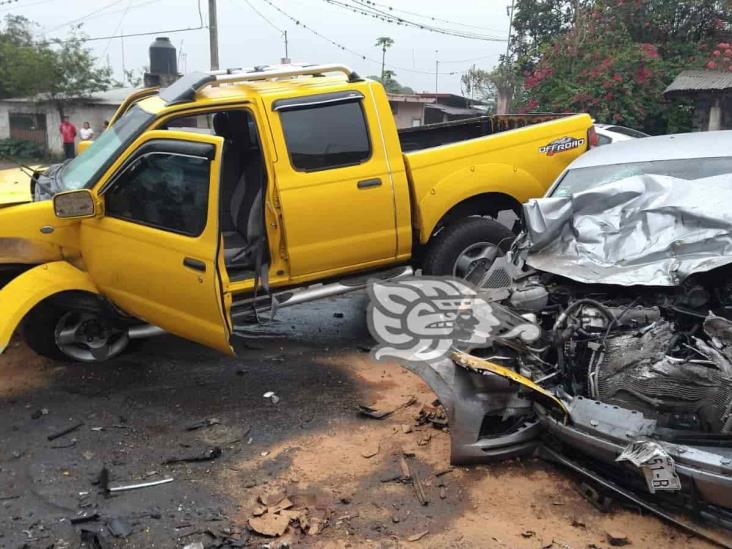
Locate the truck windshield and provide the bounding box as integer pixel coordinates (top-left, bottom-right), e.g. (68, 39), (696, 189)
(59, 105), (155, 190)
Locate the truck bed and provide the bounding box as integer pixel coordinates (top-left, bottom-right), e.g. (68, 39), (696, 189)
(398, 113), (572, 152)
(401, 112), (594, 244)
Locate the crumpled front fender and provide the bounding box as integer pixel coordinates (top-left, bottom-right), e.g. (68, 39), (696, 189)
(0, 261), (98, 353)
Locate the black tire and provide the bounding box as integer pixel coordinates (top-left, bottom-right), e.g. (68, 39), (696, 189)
(20, 302), (70, 361)
(422, 217), (515, 278)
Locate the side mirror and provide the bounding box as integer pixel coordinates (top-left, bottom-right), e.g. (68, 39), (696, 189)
(77, 140), (93, 155)
(53, 189), (96, 219)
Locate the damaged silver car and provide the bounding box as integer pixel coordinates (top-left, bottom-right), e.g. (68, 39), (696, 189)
(401, 131), (732, 538)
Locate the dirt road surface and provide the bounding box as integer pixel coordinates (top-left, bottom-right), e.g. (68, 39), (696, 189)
(0, 293), (716, 548)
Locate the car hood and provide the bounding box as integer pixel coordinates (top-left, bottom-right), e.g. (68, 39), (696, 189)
(519, 172), (732, 286)
(0, 166), (37, 206)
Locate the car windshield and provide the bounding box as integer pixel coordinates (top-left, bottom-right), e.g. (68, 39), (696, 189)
(552, 156), (732, 197)
(59, 105), (155, 190)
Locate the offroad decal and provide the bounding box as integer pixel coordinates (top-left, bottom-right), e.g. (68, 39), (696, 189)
(539, 136), (585, 156)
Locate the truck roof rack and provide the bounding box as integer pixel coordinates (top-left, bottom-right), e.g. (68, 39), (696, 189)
(210, 63), (363, 86)
(160, 64), (363, 106)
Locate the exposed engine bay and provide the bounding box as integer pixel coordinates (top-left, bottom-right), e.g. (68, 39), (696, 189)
(503, 267), (732, 436)
(396, 175), (732, 540)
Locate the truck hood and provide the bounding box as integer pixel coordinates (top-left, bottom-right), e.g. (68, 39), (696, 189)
(0, 166), (40, 206)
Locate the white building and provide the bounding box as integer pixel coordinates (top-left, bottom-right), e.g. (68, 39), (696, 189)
(0, 88), (136, 155)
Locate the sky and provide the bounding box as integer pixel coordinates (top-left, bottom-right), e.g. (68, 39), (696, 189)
(0, 0), (511, 95)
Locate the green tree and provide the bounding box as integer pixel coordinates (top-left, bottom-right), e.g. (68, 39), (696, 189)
(48, 27), (114, 116)
(375, 36), (394, 82)
(0, 17), (113, 116)
(0, 15), (55, 99)
(367, 73), (414, 94)
(513, 0), (731, 132)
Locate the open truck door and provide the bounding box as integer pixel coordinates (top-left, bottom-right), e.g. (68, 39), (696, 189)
(77, 130), (232, 355)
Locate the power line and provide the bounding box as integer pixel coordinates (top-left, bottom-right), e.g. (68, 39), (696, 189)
(79, 25), (205, 43)
(256, 0), (471, 76)
(352, 0), (503, 33)
(45, 0), (127, 34)
(321, 0), (506, 41)
(242, 0), (284, 33)
(0, 0), (54, 12)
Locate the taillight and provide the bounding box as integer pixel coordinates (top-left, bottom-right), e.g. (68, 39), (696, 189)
(587, 125), (599, 148)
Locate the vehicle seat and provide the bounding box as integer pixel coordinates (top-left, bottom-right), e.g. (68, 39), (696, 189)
(213, 112), (242, 233)
(222, 111), (268, 273)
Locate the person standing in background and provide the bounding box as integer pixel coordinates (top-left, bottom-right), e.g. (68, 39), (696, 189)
(59, 116), (77, 159)
(79, 121), (95, 141)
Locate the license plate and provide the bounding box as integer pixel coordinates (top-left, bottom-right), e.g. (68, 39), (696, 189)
(617, 441), (682, 494)
(641, 455), (681, 493)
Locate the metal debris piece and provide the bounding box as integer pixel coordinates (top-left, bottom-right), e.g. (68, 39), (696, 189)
(407, 530), (429, 542)
(163, 446), (222, 465)
(30, 408), (48, 419)
(263, 391), (280, 404)
(358, 396), (417, 420)
(47, 421), (84, 441)
(185, 418), (222, 431)
(108, 477), (174, 493)
(107, 517), (133, 538)
(183, 543), (204, 549)
(398, 455), (428, 505)
(70, 512), (100, 524)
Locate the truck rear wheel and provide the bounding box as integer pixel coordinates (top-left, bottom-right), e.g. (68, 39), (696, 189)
(21, 302), (130, 363)
(422, 217), (515, 284)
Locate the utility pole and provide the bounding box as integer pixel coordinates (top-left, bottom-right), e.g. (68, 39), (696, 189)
(208, 0), (219, 71)
(121, 29), (126, 84)
(505, 0), (515, 61)
(282, 30), (290, 64)
(435, 50), (439, 92)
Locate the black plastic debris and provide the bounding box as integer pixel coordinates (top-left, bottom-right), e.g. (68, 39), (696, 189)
(185, 418), (221, 431)
(47, 421), (84, 441)
(163, 446), (222, 465)
(70, 512), (100, 525)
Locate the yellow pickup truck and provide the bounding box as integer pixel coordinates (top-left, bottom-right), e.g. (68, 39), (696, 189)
(0, 64), (593, 362)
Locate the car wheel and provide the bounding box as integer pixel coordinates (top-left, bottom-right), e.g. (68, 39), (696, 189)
(422, 217), (515, 284)
(21, 302), (130, 362)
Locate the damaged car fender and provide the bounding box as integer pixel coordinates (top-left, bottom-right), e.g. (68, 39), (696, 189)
(0, 261), (99, 353)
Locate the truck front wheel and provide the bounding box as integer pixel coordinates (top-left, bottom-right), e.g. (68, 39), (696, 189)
(21, 302), (130, 362)
(422, 217), (515, 284)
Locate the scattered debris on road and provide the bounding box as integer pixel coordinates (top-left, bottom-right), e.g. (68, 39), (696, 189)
(163, 446), (222, 465)
(47, 421), (84, 441)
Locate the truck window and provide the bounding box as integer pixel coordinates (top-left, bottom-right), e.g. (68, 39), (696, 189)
(279, 101), (371, 172)
(105, 152), (210, 236)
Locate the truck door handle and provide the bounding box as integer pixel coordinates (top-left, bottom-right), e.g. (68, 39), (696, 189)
(183, 257), (206, 272)
(357, 178), (382, 189)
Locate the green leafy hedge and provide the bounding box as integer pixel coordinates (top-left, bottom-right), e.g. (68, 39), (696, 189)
(0, 138), (44, 159)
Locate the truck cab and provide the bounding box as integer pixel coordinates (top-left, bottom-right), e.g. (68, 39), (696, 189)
(0, 64), (593, 362)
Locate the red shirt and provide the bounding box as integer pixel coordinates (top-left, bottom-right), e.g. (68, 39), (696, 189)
(59, 122), (77, 144)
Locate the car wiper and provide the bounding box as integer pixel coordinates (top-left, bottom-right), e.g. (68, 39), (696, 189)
(0, 153), (35, 177)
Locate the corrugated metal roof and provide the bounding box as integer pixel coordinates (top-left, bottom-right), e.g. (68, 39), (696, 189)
(425, 103), (483, 116)
(664, 69), (732, 95)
